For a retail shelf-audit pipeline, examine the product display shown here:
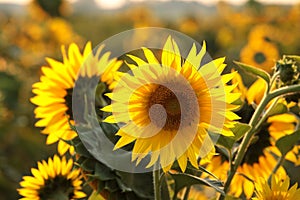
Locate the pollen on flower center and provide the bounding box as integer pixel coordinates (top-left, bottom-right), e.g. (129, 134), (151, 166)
(148, 84), (196, 131)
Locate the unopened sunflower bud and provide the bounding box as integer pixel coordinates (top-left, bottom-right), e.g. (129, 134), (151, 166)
(276, 57), (298, 85)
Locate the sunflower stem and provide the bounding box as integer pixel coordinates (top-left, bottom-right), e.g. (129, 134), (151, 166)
(220, 83), (300, 199)
(268, 71), (280, 93)
(268, 156), (285, 185)
(153, 163), (161, 200)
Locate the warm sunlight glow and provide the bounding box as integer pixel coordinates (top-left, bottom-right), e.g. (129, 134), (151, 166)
(0, 0), (299, 9)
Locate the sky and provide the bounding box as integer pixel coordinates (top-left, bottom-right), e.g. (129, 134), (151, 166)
(0, 0), (299, 9)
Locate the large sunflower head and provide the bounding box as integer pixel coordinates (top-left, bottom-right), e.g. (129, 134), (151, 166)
(31, 42), (122, 155)
(253, 174), (300, 200)
(18, 155), (86, 200)
(102, 36), (240, 172)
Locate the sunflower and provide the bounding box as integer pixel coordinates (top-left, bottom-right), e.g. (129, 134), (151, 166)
(253, 174), (300, 200)
(205, 128), (287, 198)
(248, 24), (276, 44)
(17, 155), (86, 200)
(233, 73), (300, 165)
(268, 113), (300, 166)
(102, 36), (240, 172)
(31, 42), (122, 155)
(231, 72), (267, 106)
(240, 40), (279, 73)
(204, 74), (293, 198)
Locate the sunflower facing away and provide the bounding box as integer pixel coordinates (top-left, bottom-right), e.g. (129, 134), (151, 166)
(31, 42), (122, 155)
(102, 36), (240, 172)
(253, 174), (300, 200)
(18, 155), (86, 200)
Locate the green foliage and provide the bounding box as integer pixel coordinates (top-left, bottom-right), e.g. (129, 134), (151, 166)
(212, 122), (251, 151)
(72, 136), (153, 200)
(161, 173), (175, 200)
(0, 72), (21, 110)
(275, 129), (300, 156)
(169, 173), (224, 196)
(266, 102), (288, 117)
(234, 61), (270, 84)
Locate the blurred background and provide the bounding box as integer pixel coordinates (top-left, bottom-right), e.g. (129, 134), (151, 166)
(0, 0), (300, 199)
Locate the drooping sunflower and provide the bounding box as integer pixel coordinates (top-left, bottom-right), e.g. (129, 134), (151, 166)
(31, 42), (122, 155)
(240, 39), (279, 73)
(102, 36), (240, 172)
(253, 174), (300, 200)
(17, 155), (86, 200)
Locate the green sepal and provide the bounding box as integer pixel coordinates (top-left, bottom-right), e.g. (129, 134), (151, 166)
(285, 55), (300, 63)
(266, 102), (288, 117)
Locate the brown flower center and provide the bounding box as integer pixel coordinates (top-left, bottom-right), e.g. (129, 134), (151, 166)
(254, 52), (266, 64)
(148, 84), (197, 131)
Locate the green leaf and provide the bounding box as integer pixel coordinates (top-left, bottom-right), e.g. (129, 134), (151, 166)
(186, 165), (219, 180)
(74, 142), (93, 158)
(104, 180), (119, 193)
(285, 55), (300, 63)
(81, 158), (96, 171)
(170, 173), (224, 196)
(88, 191), (106, 200)
(92, 162), (116, 181)
(275, 129), (300, 156)
(115, 171), (154, 198)
(234, 61), (270, 84)
(95, 82), (109, 107)
(231, 122), (252, 141)
(211, 122), (251, 150)
(266, 102), (288, 117)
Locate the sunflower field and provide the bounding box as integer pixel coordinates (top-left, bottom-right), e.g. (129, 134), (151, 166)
(1, 0), (300, 199)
